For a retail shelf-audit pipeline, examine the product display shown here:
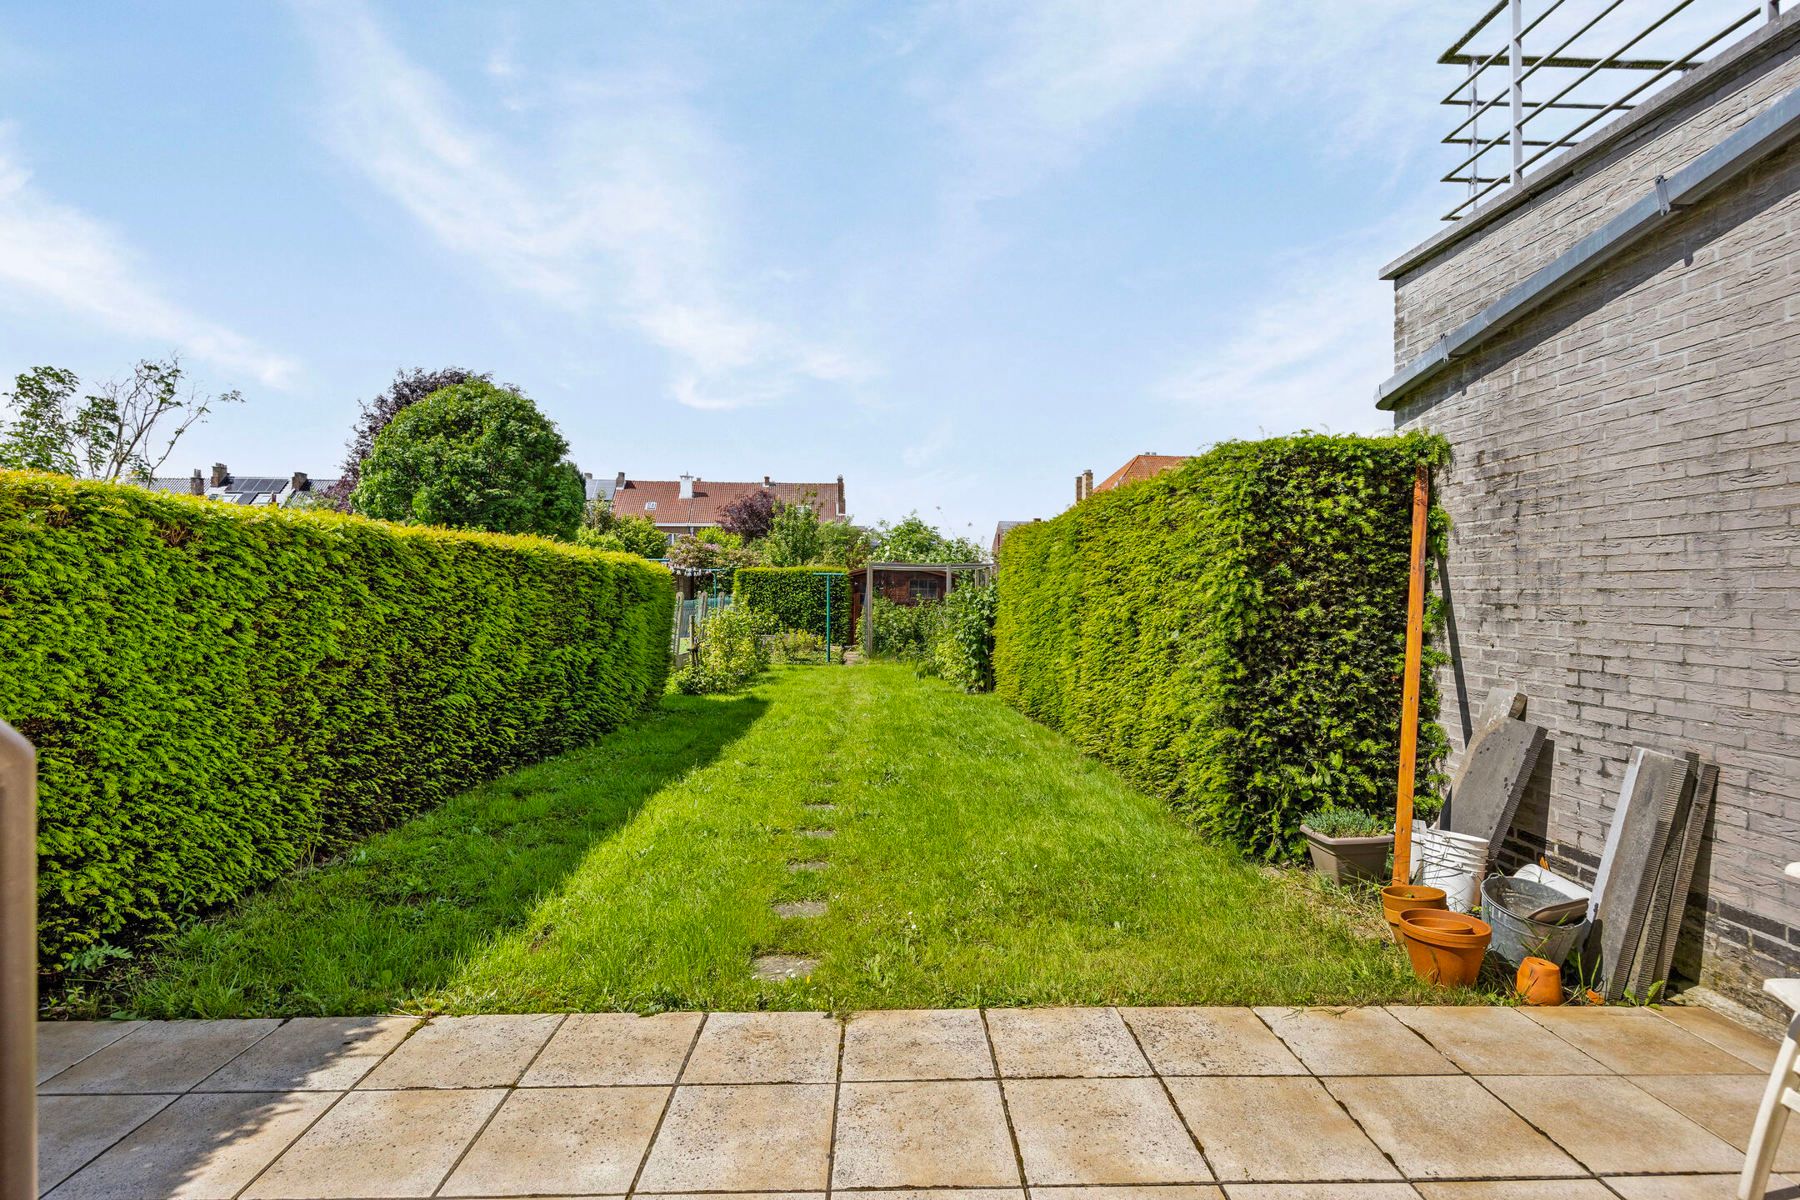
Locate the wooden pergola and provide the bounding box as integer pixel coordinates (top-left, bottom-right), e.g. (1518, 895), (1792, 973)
(859, 560), (992, 656)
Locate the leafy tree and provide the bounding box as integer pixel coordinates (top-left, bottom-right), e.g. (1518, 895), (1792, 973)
(351, 380), (586, 539)
(667, 528), (760, 570)
(718, 488), (779, 540)
(0, 358), (240, 482)
(329, 367), (486, 510)
(874, 512), (982, 563)
(576, 513), (667, 558)
(817, 519), (872, 570)
(761, 497), (824, 566)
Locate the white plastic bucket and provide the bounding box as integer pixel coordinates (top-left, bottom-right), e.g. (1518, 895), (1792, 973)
(1411, 823), (1488, 912)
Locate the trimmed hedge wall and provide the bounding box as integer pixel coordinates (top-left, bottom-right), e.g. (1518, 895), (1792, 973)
(994, 433), (1450, 859)
(0, 471), (674, 972)
(734, 567), (851, 642)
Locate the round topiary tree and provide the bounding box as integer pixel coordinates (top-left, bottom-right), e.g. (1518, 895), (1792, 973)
(350, 380), (587, 539)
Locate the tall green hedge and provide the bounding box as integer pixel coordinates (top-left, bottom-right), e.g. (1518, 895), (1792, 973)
(734, 567), (850, 642)
(0, 470), (674, 972)
(993, 433), (1450, 859)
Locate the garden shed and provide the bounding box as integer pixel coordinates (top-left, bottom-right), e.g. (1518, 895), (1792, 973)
(855, 561), (991, 655)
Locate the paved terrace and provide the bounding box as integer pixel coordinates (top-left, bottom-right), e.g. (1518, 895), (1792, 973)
(34, 1005), (1800, 1199)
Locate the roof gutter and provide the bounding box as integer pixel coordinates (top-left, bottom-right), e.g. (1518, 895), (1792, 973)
(1377, 82), (1800, 413)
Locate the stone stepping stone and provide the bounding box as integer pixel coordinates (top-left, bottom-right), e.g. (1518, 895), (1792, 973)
(799, 829), (835, 839)
(804, 802), (836, 812)
(773, 900), (826, 919)
(750, 954), (818, 982)
(789, 860), (828, 872)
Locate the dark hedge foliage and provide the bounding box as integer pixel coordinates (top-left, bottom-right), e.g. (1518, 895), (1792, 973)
(734, 567), (851, 643)
(0, 470), (673, 973)
(993, 432), (1450, 860)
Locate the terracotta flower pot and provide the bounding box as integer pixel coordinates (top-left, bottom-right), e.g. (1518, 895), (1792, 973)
(1381, 884), (1447, 944)
(1397, 909), (1492, 987)
(1516, 956), (1564, 1006)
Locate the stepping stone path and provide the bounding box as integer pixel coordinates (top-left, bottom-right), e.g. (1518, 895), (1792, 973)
(749, 954), (819, 981)
(773, 900), (827, 919)
(758, 801), (840, 982)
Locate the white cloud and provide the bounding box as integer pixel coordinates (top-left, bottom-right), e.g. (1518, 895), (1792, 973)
(0, 131), (297, 388)
(1154, 213), (1437, 437)
(291, 0), (869, 410)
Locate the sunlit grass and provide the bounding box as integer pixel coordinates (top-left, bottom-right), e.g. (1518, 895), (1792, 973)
(113, 663), (1453, 1016)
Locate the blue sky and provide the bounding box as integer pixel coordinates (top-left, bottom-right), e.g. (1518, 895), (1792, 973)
(1, 2), (1492, 540)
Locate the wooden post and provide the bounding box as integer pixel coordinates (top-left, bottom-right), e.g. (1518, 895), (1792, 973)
(1392, 464), (1431, 887)
(864, 563), (875, 657)
(1, 723), (36, 1200)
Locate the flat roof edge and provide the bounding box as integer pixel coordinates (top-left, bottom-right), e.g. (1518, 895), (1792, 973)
(1376, 83), (1800, 412)
(1379, 10), (1800, 282)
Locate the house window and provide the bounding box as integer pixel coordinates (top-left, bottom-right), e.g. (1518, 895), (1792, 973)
(644, 501), (657, 511)
(908, 577), (942, 602)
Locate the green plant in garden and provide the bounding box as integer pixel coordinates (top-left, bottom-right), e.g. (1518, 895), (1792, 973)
(735, 566), (851, 641)
(994, 431), (1451, 860)
(760, 494), (826, 565)
(577, 513), (667, 558)
(932, 579), (998, 692)
(873, 512), (983, 563)
(351, 380), (587, 539)
(672, 605), (777, 694)
(770, 628), (826, 663)
(1301, 806), (1394, 838)
(0, 469), (672, 975)
(869, 595), (942, 659)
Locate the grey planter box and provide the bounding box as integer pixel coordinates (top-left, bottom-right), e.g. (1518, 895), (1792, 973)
(1300, 825), (1393, 885)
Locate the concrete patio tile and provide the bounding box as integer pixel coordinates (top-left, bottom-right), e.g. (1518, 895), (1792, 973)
(636, 1082), (834, 1191)
(1325, 1075), (1583, 1179)
(646, 1195), (824, 1200)
(357, 1013), (561, 1089)
(244, 1088), (503, 1199)
(1221, 1187), (1421, 1199)
(832, 1080), (1019, 1188)
(46, 1090), (333, 1200)
(987, 1008), (1150, 1078)
(37, 1021), (143, 1086)
(854, 1193), (1022, 1200)
(1030, 1189), (1221, 1200)
(1412, 1183), (1616, 1198)
(39, 1020), (280, 1094)
(439, 1085), (667, 1196)
(1254, 1007), (1453, 1076)
(37, 1093), (175, 1193)
(681, 1011), (841, 1084)
(1655, 1005), (1781, 1070)
(1387, 1005), (1610, 1075)
(1604, 1175), (1800, 1199)
(1520, 1006), (1757, 1074)
(520, 1011), (702, 1086)
(199, 1017), (418, 1092)
(1002, 1077), (1210, 1185)
(1480, 1074), (1743, 1174)
(842, 1009), (994, 1080)
(1631, 1072), (1800, 1170)
(1120, 1008), (1305, 1077)
(1165, 1076), (1398, 1183)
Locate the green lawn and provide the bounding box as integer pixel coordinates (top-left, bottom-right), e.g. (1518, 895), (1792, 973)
(105, 662), (1453, 1016)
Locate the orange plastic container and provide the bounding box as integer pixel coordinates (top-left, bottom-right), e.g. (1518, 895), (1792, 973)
(1396, 909), (1492, 987)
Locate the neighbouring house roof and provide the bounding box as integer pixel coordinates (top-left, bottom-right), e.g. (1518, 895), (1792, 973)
(991, 519), (1031, 556)
(610, 476), (847, 529)
(1093, 454), (1188, 493)
(137, 467), (334, 507)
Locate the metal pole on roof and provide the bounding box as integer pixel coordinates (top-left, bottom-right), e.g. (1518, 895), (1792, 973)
(1, 722), (37, 1200)
(1509, 0), (1524, 185)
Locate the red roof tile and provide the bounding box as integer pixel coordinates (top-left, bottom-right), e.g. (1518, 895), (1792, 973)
(611, 477), (847, 528)
(1093, 454), (1189, 493)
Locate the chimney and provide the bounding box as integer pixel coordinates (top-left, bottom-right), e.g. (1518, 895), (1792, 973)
(679, 473), (694, 501)
(1075, 473), (1085, 503)
(210, 463), (229, 488)
(1083, 469), (1094, 498)
(763, 475), (772, 488)
(290, 471), (308, 493)
(189, 469), (204, 496)
(836, 474), (845, 516)
(613, 471), (625, 490)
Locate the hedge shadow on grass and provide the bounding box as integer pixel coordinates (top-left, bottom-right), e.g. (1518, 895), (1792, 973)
(112, 692), (769, 1018)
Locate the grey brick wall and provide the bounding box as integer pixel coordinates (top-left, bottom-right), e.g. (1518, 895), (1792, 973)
(1389, 40), (1800, 1015)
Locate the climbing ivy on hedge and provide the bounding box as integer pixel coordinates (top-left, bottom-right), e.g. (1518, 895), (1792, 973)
(0, 470), (674, 973)
(734, 567), (851, 642)
(993, 433), (1450, 860)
